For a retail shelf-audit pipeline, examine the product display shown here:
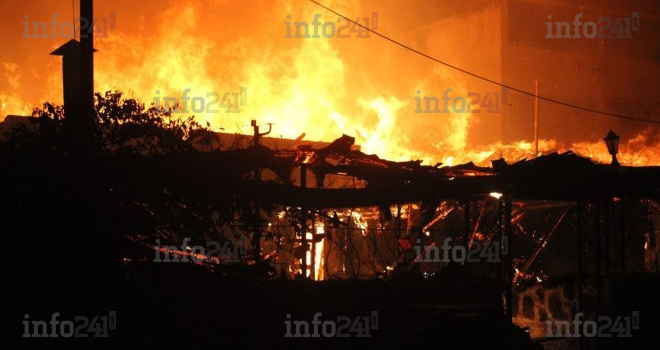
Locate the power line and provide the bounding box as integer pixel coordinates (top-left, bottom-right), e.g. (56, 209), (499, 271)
(308, 0), (660, 125)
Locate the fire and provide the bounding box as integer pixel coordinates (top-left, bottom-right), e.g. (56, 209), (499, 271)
(572, 128), (660, 166)
(0, 62), (32, 117)
(1, 0), (659, 167)
(314, 224), (325, 281)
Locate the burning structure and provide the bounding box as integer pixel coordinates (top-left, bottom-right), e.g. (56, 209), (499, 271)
(2, 0), (659, 349)
(2, 0), (659, 165)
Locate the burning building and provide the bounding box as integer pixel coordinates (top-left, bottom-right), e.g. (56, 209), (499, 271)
(2, 0), (659, 349)
(1, 0), (658, 165)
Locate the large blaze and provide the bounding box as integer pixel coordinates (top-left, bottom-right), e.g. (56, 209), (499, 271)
(3, 2), (660, 348)
(1, 0), (659, 166)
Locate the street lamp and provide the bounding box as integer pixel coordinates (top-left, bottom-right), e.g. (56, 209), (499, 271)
(603, 130), (620, 166)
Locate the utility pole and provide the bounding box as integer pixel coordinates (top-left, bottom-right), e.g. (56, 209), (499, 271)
(534, 79), (539, 157)
(79, 0), (95, 146)
(250, 119), (271, 261)
(300, 163), (308, 279)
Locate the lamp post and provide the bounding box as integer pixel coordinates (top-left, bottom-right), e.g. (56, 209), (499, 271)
(603, 130), (620, 166)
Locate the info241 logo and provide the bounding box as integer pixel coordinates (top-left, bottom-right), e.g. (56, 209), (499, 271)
(545, 13), (639, 39)
(23, 312), (116, 338)
(545, 311), (639, 338)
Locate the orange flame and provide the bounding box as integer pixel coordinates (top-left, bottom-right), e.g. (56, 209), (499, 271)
(1, 0), (658, 166)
